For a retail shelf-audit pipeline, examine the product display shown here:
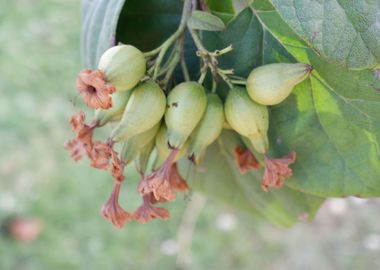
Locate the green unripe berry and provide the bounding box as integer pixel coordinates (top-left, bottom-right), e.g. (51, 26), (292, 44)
(94, 90), (132, 126)
(98, 45), (146, 91)
(188, 93), (224, 163)
(246, 63), (312, 105)
(134, 140), (155, 175)
(225, 87), (269, 154)
(165, 82), (207, 149)
(110, 81), (166, 142)
(120, 122), (160, 163)
(154, 124), (189, 168)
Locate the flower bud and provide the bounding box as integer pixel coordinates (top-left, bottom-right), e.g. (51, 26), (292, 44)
(110, 81), (166, 142)
(154, 124), (188, 169)
(120, 122), (160, 164)
(224, 87), (269, 154)
(165, 82), (207, 149)
(246, 63), (312, 105)
(98, 45), (146, 91)
(188, 93), (224, 163)
(94, 90), (132, 127)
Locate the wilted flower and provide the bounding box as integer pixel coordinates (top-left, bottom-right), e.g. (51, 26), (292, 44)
(76, 69), (116, 109)
(132, 195), (170, 224)
(261, 151), (296, 191)
(138, 149), (180, 201)
(101, 181), (130, 228)
(64, 110), (97, 161)
(233, 146), (261, 173)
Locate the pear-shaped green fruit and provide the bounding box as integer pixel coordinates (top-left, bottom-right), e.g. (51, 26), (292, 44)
(98, 45), (146, 91)
(120, 122), (160, 163)
(94, 90), (132, 127)
(110, 81), (166, 142)
(188, 93), (224, 163)
(134, 140), (155, 176)
(225, 87), (269, 154)
(246, 63), (312, 105)
(165, 82), (207, 149)
(154, 124), (189, 169)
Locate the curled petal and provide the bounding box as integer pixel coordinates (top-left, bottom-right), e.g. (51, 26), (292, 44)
(111, 150), (125, 182)
(65, 111), (96, 161)
(70, 110), (86, 133)
(64, 138), (87, 161)
(90, 141), (112, 170)
(233, 146), (261, 174)
(77, 69), (116, 109)
(146, 192), (168, 205)
(169, 163), (189, 192)
(261, 151), (296, 192)
(132, 195), (170, 224)
(101, 182), (130, 228)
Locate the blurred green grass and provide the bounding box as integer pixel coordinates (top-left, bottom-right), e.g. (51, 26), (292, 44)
(1, 1), (380, 269)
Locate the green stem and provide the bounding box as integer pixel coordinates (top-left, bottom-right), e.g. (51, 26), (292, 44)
(181, 55), (190, 81)
(211, 79), (217, 93)
(188, 28), (209, 56)
(198, 71), (207, 84)
(230, 79), (247, 85)
(148, 0), (192, 80)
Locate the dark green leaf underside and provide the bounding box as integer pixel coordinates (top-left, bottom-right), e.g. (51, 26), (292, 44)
(81, 0), (125, 68)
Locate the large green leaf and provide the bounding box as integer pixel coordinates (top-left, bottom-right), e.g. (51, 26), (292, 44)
(200, 4), (380, 197)
(180, 131), (324, 228)
(270, 0), (380, 70)
(80, 0), (125, 68)
(251, 1), (380, 197)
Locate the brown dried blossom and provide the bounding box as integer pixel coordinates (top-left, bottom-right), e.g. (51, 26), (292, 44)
(233, 146), (261, 173)
(89, 141), (112, 170)
(261, 151), (296, 192)
(137, 149), (180, 202)
(76, 69), (116, 109)
(64, 111), (96, 161)
(101, 181), (130, 228)
(169, 163), (189, 192)
(110, 149), (125, 182)
(132, 195), (170, 224)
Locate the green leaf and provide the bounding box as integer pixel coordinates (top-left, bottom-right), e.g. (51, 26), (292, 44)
(80, 0), (125, 68)
(201, 4), (380, 198)
(270, 0), (380, 70)
(205, 0), (235, 14)
(250, 2), (380, 197)
(211, 11), (235, 24)
(180, 131), (324, 228)
(188, 11), (226, 31)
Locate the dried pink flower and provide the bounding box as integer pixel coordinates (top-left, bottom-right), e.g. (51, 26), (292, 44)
(101, 181), (130, 228)
(233, 146), (261, 173)
(261, 151), (296, 191)
(132, 195), (170, 224)
(76, 69), (116, 109)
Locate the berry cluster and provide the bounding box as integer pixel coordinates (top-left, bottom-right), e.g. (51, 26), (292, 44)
(65, 43), (312, 229)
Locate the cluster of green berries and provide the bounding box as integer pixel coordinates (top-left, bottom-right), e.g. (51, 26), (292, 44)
(65, 44), (312, 228)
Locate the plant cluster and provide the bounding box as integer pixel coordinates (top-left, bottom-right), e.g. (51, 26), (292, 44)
(65, 0), (312, 228)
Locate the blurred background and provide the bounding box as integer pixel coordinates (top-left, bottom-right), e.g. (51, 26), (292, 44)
(1, 0), (380, 269)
